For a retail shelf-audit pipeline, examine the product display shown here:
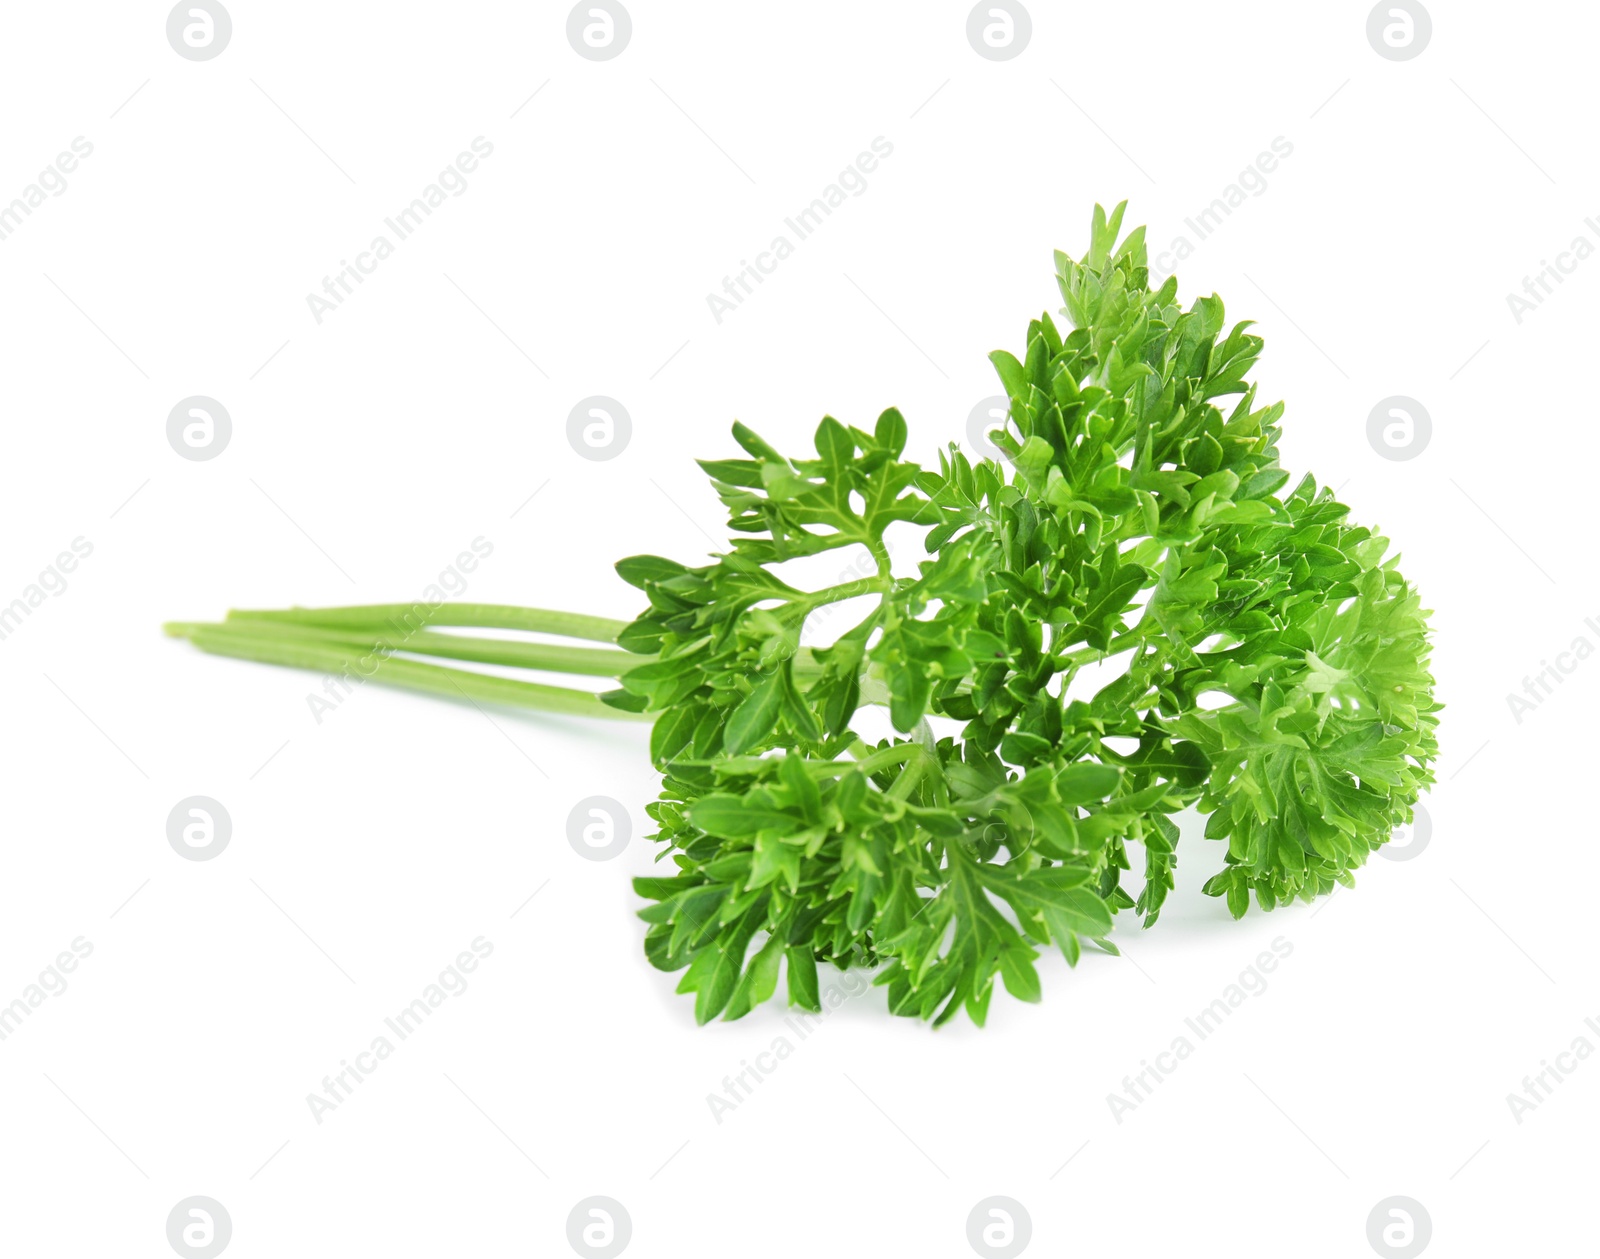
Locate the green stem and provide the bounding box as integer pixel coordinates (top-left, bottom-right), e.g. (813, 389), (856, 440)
(867, 538), (893, 579)
(853, 742), (923, 775)
(224, 602), (630, 643)
(205, 616), (648, 677)
(168, 624), (650, 721)
(803, 575), (892, 608)
(1058, 625), (1156, 668)
(886, 751), (928, 803)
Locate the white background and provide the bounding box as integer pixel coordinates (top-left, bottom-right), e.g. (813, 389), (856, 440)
(1, 2), (1595, 1256)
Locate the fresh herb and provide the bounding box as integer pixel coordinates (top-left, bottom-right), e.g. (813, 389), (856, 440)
(168, 203), (1438, 1026)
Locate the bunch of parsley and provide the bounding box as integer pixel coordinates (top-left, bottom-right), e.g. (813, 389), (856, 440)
(170, 203), (1438, 1026)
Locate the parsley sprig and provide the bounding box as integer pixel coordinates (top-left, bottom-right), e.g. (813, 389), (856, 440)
(168, 203), (1438, 1026)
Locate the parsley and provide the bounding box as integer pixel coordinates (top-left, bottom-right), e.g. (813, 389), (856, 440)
(169, 203), (1438, 1026)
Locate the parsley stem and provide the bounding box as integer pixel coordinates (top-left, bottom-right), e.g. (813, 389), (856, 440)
(886, 752), (927, 802)
(163, 622), (650, 720)
(223, 602), (631, 643)
(801, 576), (893, 608)
(1057, 625), (1157, 667)
(209, 616), (648, 676)
(853, 742), (922, 774)
(867, 538), (893, 579)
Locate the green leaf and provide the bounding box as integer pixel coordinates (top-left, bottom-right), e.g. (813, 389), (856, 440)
(990, 349), (1026, 400)
(677, 942), (741, 1025)
(998, 945), (1042, 1002)
(724, 932), (784, 1020)
(689, 794), (795, 838)
(815, 415), (854, 470)
(874, 407), (908, 456)
(749, 831), (802, 891)
(649, 704), (699, 764)
(786, 946), (820, 1011)
(778, 659), (823, 743)
(615, 554), (687, 590)
(1055, 763), (1121, 805)
(723, 671), (782, 755)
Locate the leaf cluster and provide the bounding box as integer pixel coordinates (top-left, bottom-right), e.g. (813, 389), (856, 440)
(611, 203), (1438, 1025)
